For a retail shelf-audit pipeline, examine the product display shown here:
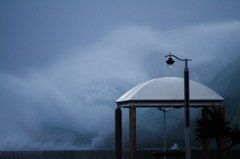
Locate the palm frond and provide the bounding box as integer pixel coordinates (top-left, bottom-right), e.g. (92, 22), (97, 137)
(194, 107), (231, 144)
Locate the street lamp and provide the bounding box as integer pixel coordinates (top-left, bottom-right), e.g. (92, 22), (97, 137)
(165, 52), (192, 159)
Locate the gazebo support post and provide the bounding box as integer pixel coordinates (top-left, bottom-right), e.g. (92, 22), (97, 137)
(202, 108), (209, 159)
(115, 108), (122, 159)
(218, 107), (226, 159)
(129, 107), (136, 159)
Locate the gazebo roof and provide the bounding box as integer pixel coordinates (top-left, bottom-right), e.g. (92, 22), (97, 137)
(116, 77), (224, 108)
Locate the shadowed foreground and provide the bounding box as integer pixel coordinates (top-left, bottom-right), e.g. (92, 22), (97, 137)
(0, 149), (239, 159)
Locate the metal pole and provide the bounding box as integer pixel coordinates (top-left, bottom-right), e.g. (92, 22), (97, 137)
(184, 59), (191, 159)
(158, 107), (173, 158)
(164, 110), (166, 159)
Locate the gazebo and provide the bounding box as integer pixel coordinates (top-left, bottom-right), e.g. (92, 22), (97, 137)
(115, 77), (224, 159)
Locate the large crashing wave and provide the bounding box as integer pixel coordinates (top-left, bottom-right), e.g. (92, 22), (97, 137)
(0, 21), (240, 150)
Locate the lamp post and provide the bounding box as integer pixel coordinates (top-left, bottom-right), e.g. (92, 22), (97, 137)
(165, 52), (192, 159)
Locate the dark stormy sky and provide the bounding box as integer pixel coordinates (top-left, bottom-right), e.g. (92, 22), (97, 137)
(0, 1), (240, 150)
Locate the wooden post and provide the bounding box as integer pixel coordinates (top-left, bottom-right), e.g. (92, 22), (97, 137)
(218, 107), (226, 159)
(129, 107), (136, 159)
(202, 108), (209, 159)
(115, 108), (122, 159)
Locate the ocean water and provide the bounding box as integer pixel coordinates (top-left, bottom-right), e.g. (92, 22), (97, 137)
(0, 149), (239, 159)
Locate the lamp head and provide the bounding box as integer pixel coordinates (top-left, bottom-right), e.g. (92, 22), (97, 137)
(166, 57), (175, 69)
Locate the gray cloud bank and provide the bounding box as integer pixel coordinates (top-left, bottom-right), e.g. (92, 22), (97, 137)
(1, 21), (240, 150)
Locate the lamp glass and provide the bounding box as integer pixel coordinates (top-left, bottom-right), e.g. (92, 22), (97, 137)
(167, 64), (174, 69)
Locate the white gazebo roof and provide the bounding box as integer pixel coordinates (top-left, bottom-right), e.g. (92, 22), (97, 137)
(116, 77), (224, 108)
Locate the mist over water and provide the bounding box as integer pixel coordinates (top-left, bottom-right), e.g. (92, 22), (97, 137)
(1, 21), (240, 150)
